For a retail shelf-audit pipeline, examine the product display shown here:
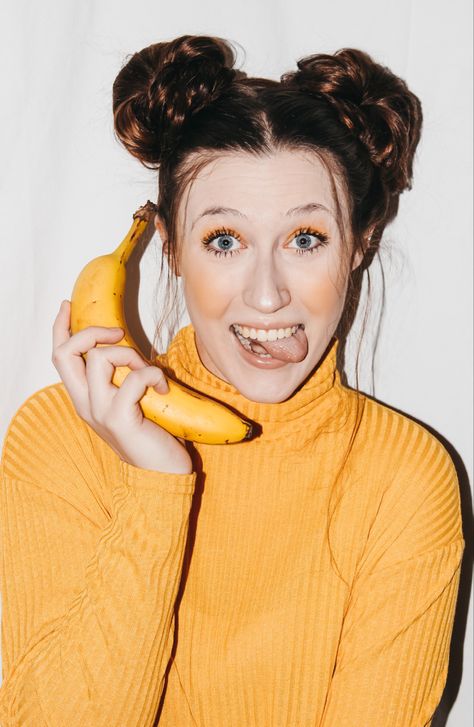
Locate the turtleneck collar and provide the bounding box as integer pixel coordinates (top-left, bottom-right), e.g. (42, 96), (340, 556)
(157, 323), (347, 434)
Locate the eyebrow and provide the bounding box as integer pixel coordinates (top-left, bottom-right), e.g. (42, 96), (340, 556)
(190, 202), (334, 231)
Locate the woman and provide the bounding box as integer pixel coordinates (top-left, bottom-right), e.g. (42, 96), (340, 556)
(0, 34), (465, 726)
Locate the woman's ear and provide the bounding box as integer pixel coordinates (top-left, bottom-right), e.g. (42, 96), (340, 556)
(351, 228), (375, 271)
(154, 214), (180, 276)
(154, 214), (166, 242)
(351, 248), (364, 271)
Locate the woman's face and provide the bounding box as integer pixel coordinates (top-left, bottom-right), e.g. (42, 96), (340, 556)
(157, 149), (362, 403)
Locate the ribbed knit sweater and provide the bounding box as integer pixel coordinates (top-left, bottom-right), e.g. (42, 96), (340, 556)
(0, 324), (464, 726)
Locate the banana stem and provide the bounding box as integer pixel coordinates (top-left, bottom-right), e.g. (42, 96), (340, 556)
(113, 200), (159, 265)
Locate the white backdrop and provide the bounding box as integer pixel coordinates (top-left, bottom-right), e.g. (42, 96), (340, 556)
(0, 0), (472, 724)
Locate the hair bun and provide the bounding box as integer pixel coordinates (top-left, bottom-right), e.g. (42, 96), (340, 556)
(113, 34), (241, 168)
(283, 48), (423, 195)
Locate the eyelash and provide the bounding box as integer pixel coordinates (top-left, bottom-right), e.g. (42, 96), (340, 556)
(200, 226), (330, 258)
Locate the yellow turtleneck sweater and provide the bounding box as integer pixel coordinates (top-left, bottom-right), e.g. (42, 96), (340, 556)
(0, 325), (464, 726)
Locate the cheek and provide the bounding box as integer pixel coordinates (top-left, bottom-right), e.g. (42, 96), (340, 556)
(298, 256), (347, 315)
(181, 256), (237, 317)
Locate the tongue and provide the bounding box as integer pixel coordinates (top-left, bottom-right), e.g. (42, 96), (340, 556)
(251, 326), (308, 363)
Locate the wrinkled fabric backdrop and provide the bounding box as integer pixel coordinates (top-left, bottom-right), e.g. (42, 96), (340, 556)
(0, 0), (472, 724)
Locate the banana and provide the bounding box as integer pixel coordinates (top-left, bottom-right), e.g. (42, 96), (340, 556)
(69, 200), (254, 444)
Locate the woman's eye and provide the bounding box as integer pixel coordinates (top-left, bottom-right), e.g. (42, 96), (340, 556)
(288, 228), (330, 255)
(200, 226), (329, 258)
(201, 228), (242, 257)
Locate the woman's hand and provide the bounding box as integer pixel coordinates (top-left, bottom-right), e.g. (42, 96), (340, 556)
(52, 300), (193, 475)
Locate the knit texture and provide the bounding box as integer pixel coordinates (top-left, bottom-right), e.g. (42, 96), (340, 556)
(0, 324), (464, 726)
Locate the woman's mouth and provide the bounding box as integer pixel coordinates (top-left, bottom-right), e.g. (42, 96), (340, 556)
(230, 323), (308, 364)
(232, 326), (272, 357)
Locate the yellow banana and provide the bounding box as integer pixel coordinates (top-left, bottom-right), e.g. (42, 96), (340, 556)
(69, 200), (254, 444)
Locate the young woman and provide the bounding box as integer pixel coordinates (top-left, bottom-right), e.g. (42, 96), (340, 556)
(0, 34), (465, 726)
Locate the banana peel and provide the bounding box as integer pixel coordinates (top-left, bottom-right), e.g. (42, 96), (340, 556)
(69, 201), (254, 444)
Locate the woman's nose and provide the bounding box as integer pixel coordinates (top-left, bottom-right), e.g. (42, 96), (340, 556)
(241, 255), (291, 312)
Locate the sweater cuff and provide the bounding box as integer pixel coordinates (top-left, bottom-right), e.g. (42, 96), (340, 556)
(119, 457), (196, 494)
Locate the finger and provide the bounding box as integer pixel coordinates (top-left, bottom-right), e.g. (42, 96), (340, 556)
(55, 323), (125, 368)
(108, 364), (170, 423)
(53, 324), (125, 416)
(52, 300), (72, 350)
(86, 345), (161, 417)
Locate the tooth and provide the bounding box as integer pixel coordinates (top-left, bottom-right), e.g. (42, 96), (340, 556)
(235, 324), (301, 341)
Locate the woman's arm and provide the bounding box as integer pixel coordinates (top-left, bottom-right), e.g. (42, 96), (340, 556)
(0, 384), (196, 726)
(319, 434), (465, 727)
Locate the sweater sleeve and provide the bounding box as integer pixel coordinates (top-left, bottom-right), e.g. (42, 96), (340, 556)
(0, 383), (196, 726)
(319, 428), (465, 727)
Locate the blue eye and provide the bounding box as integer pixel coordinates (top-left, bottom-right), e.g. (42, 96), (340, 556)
(200, 225), (330, 258)
(288, 227), (330, 255)
(201, 227), (242, 257)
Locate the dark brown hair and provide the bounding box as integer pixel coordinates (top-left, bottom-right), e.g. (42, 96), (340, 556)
(112, 34), (423, 586)
(112, 33), (422, 389)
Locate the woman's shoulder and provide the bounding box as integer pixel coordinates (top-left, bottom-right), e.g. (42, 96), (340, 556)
(360, 394), (457, 476)
(353, 395), (463, 542)
(3, 380), (79, 434)
(1, 382), (120, 518)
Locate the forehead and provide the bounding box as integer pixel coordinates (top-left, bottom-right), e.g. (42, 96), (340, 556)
(179, 149), (348, 229)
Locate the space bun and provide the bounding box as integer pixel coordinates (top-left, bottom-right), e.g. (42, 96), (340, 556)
(112, 34), (242, 168)
(282, 48), (423, 195)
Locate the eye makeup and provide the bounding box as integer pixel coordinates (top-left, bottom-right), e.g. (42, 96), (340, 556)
(200, 225), (330, 258)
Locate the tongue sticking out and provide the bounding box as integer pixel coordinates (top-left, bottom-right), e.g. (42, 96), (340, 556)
(249, 326), (308, 363)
